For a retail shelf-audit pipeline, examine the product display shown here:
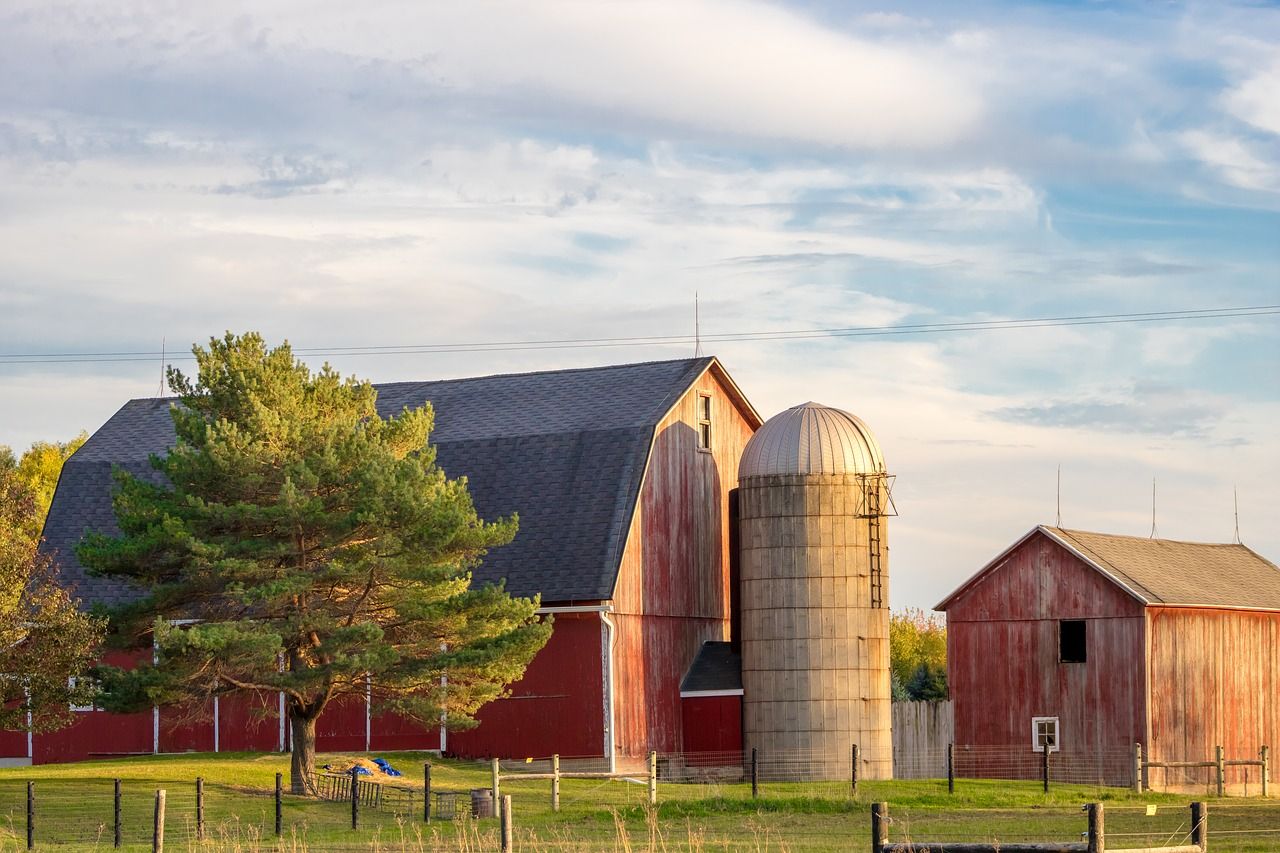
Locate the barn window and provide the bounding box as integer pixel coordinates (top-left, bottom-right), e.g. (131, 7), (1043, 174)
(1032, 716), (1059, 753)
(1059, 620), (1087, 663)
(68, 676), (96, 712)
(697, 393), (712, 451)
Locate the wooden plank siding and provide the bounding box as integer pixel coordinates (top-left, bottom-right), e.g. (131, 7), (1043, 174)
(611, 367), (757, 757)
(947, 532), (1146, 763)
(1147, 606), (1280, 790)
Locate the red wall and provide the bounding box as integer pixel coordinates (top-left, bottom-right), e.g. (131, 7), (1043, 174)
(946, 531), (1146, 762)
(1147, 606), (1280, 787)
(448, 613), (603, 759)
(680, 695), (742, 755)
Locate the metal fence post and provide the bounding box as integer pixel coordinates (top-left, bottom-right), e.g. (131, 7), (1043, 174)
(1087, 802), (1104, 853)
(1043, 745), (1051, 793)
(1133, 742), (1143, 794)
(1215, 745), (1225, 797)
(870, 802), (887, 852)
(648, 750), (657, 805)
(947, 743), (955, 794)
(114, 778), (122, 848)
(1190, 801), (1207, 850)
(196, 777), (205, 841)
(491, 758), (501, 821)
(751, 748), (758, 799)
(424, 762), (432, 823)
(274, 772), (283, 836)
(350, 767), (360, 830)
(152, 789), (165, 853)
(551, 754), (560, 812)
(26, 781), (33, 850)
(851, 744), (859, 796)
(500, 794), (513, 851)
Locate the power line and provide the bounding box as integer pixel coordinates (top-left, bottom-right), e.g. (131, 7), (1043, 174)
(1, 304), (1276, 366)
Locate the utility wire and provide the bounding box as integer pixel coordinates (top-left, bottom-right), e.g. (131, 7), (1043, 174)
(1, 305), (1276, 365)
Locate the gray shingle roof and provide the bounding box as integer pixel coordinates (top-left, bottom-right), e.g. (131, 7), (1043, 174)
(679, 642), (742, 695)
(1045, 526), (1280, 610)
(42, 357), (719, 608)
(936, 525), (1280, 612)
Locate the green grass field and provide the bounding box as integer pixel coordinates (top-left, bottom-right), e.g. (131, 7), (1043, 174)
(0, 752), (1275, 851)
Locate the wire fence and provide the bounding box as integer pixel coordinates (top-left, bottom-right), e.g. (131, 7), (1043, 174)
(0, 751), (1276, 851)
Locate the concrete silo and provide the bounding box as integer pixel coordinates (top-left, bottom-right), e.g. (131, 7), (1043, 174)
(737, 402), (892, 779)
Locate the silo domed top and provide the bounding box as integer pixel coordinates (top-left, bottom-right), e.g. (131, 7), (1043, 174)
(738, 402), (885, 479)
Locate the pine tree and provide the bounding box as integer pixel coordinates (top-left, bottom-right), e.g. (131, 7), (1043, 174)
(79, 332), (552, 793)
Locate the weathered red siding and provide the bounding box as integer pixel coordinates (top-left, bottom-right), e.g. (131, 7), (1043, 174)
(612, 368), (757, 757)
(448, 613), (603, 759)
(1147, 606), (1280, 789)
(680, 696), (743, 755)
(219, 692), (282, 752)
(947, 532), (1146, 760)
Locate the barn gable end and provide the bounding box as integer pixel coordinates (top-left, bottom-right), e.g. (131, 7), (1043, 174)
(940, 529), (1147, 767)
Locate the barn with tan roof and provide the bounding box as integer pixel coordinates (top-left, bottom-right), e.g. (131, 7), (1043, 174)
(936, 525), (1280, 791)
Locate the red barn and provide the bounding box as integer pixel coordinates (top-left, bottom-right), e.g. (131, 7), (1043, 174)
(26, 357), (760, 767)
(937, 526), (1280, 790)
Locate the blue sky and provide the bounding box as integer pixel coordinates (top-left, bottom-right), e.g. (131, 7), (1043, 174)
(0, 0), (1276, 607)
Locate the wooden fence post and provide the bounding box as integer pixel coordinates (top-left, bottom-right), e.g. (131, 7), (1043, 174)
(1087, 802), (1105, 853)
(1215, 746), (1225, 797)
(870, 802), (887, 852)
(196, 777), (205, 841)
(1133, 743), (1143, 793)
(946, 743), (955, 794)
(1042, 746), (1051, 793)
(551, 754), (560, 812)
(491, 758), (501, 821)
(1190, 801), (1207, 850)
(350, 767), (360, 830)
(152, 789), (165, 853)
(114, 778), (122, 848)
(26, 781), (33, 851)
(851, 744), (859, 796)
(274, 772), (283, 836)
(500, 794), (513, 852)
(751, 748), (758, 799)
(424, 762), (432, 823)
(1262, 746), (1270, 799)
(648, 750), (657, 806)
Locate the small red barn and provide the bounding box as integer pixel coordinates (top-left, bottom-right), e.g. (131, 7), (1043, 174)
(31, 357), (760, 768)
(937, 526), (1280, 790)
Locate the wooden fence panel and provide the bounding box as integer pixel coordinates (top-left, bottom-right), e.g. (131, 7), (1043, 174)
(892, 700), (953, 779)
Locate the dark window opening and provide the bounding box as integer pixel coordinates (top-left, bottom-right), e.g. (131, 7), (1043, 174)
(1059, 620), (1086, 663)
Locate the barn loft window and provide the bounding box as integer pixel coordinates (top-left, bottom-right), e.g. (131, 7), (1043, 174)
(1032, 716), (1059, 753)
(68, 676), (96, 712)
(1059, 620), (1087, 663)
(697, 393), (712, 451)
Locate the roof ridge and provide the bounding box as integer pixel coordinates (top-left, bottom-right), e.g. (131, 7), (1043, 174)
(1054, 526), (1251, 549)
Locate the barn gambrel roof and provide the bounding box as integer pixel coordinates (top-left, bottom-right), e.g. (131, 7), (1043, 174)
(935, 525), (1280, 612)
(41, 357), (759, 608)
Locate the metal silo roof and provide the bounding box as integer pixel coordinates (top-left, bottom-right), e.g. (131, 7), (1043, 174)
(738, 401), (885, 479)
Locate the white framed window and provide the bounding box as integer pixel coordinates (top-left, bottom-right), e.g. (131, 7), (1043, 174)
(1032, 716), (1059, 753)
(68, 676), (96, 712)
(696, 393), (712, 451)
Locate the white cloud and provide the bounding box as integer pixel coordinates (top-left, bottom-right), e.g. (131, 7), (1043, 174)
(1223, 61), (1280, 136)
(1179, 129), (1279, 192)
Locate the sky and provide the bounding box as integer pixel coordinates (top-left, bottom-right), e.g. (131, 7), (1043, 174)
(1, 0), (1277, 610)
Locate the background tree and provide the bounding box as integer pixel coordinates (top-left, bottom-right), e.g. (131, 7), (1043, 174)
(889, 608), (948, 701)
(79, 333), (552, 793)
(0, 439), (103, 731)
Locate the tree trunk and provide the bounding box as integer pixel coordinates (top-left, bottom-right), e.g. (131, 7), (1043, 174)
(289, 713), (319, 795)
